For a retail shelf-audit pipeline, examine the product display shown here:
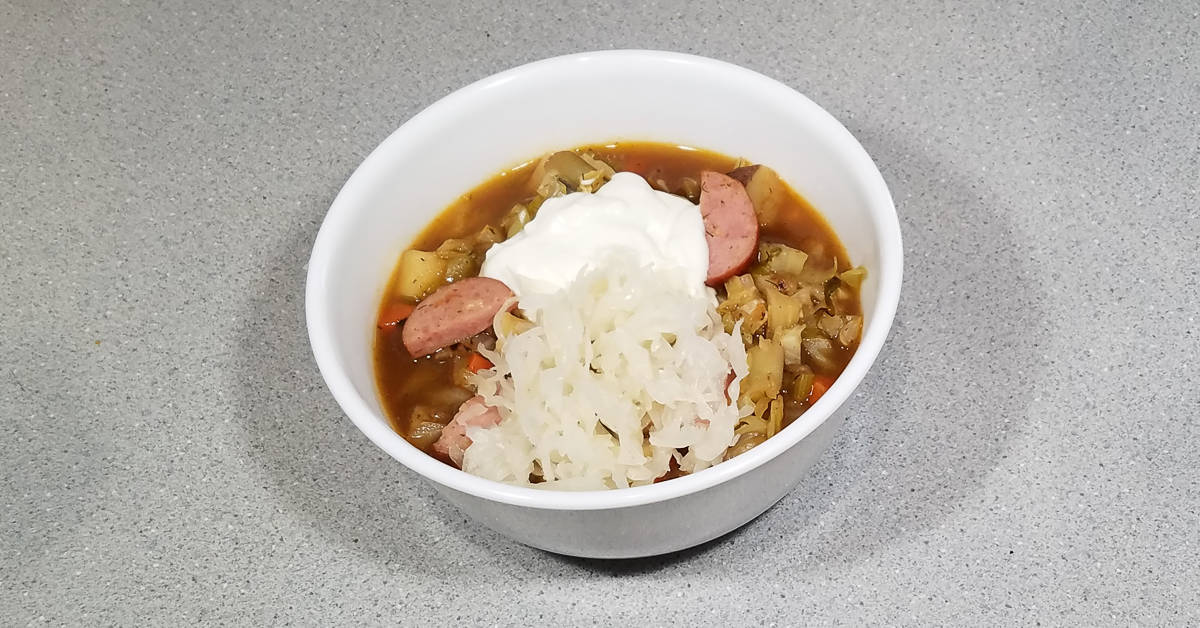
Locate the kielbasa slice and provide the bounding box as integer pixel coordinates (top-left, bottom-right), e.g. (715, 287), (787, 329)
(401, 276), (516, 357)
(700, 171), (759, 286)
(433, 396), (502, 467)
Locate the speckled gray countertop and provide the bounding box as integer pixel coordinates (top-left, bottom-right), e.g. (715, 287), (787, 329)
(3, 1), (1197, 625)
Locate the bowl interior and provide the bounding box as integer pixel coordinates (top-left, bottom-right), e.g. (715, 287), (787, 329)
(306, 51), (900, 507)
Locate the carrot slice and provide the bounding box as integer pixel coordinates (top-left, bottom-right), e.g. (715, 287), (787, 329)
(807, 375), (836, 405)
(466, 352), (493, 373)
(377, 302), (416, 329)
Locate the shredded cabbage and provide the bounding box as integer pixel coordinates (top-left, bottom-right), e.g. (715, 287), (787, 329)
(462, 253), (750, 490)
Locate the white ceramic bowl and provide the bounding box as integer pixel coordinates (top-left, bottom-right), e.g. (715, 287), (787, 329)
(306, 50), (902, 559)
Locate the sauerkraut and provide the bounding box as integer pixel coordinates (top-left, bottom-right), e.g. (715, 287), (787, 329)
(463, 254), (750, 490)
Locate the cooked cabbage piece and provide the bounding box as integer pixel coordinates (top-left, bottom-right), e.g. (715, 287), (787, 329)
(531, 150), (615, 197)
(739, 337), (783, 408)
(755, 276), (805, 339)
(757, 242), (808, 277)
(717, 274), (767, 343)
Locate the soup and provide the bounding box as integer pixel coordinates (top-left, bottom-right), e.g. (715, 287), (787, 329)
(374, 142), (863, 489)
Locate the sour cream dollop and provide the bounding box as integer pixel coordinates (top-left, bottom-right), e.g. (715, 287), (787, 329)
(480, 172), (708, 298)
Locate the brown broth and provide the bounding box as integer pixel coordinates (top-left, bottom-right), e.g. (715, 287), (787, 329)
(374, 141), (858, 457)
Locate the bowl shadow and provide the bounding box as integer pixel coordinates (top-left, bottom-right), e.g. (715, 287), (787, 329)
(556, 128), (1048, 573)
(232, 182), (521, 577)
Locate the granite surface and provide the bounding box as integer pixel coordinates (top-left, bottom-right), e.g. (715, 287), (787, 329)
(2, 1), (1197, 625)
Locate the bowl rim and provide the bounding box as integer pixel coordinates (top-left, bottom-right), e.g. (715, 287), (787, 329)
(306, 49), (903, 511)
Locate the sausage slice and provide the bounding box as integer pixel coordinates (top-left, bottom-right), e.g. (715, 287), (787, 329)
(433, 396), (502, 467)
(699, 171), (759, 285)
(401, 276), (516, 356)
